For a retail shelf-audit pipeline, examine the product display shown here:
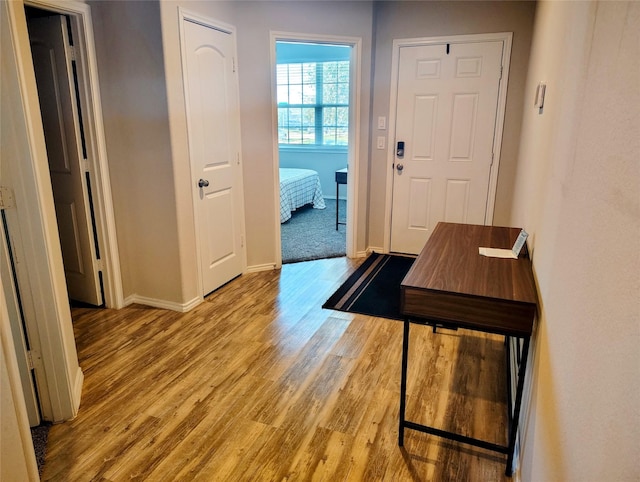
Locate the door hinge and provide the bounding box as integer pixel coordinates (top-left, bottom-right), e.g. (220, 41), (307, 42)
(0, 186), (16, 209)
(68, 45), (76, 62)
(241, 235), (244, 248)
(232, 57), (236, 73)
(28, 350), (42, 371)
(237, 153), (240, 165)
(499, 66), (503, 80)
(490, 152), (495, 166)
(27, 351), (37, 370)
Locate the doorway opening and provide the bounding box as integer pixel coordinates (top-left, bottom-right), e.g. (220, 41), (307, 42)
(272, 34), (361, 265)
(25, 5), (104, 307)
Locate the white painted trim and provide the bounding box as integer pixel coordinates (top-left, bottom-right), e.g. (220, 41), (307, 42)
(346, 38), (362, 260)
(24, 0), (124, 309)
(269, 31), (363, 264)
(178, 8), (204, 300)
(72, 366), (84, 414)
(485, 34), (512, 225)
(246, 262), (278, 273)
(123, 294), (203, 313)
(4, 0), (81, 422)
(178, 8), (247, 297)
(383, 32), (513, 252)
(0, 279), (40, 480)
(269, 33), (283, 269)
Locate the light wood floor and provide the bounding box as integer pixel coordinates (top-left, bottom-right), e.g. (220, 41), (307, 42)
(42, 257), (510, 481)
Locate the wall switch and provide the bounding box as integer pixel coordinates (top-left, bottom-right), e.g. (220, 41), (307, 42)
(377, 116), (386, 130)
(376, 136), (385, 149)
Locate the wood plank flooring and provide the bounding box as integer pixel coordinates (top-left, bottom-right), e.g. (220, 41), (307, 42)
(42, 257), (510, 481)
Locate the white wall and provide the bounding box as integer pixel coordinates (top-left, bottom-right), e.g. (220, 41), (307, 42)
(90, 1), (535, 302)
(511, 2), (640, 480)
(157, 1), (373, 269)
(91, 0), (189, 306)
(369, 1), (536, 249)
(234, 1), (373, 265)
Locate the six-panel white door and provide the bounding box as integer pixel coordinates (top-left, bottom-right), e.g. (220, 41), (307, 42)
(183, 19), (245, 296)
(390, 41), (504, 254)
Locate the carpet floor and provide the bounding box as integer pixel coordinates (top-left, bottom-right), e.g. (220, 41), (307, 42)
(31, 423), (50, 475)
(323, 252), (416, 320)
(281, 198), (346, 264)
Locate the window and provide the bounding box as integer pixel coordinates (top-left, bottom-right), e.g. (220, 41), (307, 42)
(277, 60), (349, 147)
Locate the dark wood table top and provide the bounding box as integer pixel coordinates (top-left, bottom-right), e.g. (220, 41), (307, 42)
(400, 222), (538, 337)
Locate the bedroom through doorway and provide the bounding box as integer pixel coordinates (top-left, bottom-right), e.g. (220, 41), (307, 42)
(275, 40), (350, 263)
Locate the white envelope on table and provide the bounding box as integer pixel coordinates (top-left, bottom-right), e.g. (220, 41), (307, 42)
(479, 229), (528, 259)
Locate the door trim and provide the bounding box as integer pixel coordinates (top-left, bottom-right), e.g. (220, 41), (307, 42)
(4, 0), (122, 422)
(178, 8), (247, 300)
(383, 32), (513, 253)
(269, 31), (362, 266)
(25, 0), (124, 309)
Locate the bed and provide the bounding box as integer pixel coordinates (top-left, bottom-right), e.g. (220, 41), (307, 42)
(279, 168), (326, 223)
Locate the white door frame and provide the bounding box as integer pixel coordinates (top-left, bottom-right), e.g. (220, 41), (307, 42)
(24, 0), (123, 308)
(2, 0), (122, 422)
(269, 31), (362, 266)
(178, 9), (247, 301)
(383, 32), (512, 253)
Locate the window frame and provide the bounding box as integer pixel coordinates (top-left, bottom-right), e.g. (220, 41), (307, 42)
(276, 59), (350, 149)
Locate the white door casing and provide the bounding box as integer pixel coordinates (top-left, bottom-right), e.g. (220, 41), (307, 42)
(28, 14), (102, 305)
(1, 216), (40, 426)
(388, 35), (510, 254)
(181, 15), (245, 296)
(2, 0), (122, 425)
(269, 31), (363, 265)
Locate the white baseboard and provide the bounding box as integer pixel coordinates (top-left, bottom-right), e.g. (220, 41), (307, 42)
(72, 366), (84, 417)
(246, 263), (278, 273)
(123, 294), (202, 312)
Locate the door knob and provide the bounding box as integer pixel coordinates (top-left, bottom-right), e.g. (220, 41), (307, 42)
(396, 163), (404, 173)
(198, 179), (209, 188)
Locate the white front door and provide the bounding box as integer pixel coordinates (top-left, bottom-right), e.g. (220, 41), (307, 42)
(390, 40), (504, 254)
(29, 15), (102, 305)
(182, 19), (245, 296)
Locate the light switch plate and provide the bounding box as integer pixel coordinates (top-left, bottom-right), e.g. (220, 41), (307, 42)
(377, 116), (386, 130)
(376, 136), (385, 149)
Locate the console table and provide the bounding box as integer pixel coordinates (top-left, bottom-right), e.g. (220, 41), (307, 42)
(398, 222), (538, 477)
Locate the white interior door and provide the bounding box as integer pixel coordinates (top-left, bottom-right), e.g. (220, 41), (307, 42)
(182, 19), (245, 296)
(28, 15), (102, 305)
(390, 41), (504, 254)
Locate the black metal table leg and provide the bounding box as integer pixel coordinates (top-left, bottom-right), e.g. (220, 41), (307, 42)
(505, 336), (530, 476)
(335, 181), (339, 230)
(398, 317), (410, 446)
